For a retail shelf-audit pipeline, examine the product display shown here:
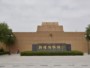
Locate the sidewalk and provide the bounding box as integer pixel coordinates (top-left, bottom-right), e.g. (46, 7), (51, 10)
(0, 54), (90, 68)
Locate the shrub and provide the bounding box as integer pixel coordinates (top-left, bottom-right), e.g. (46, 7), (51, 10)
(0, 48), (9, 55)
(0, 48), (4, 52)
(0, 51), (9, 55)
(20, 51), (83, 56)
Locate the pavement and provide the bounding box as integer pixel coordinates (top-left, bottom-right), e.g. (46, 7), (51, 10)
(0, 54), (90, 68)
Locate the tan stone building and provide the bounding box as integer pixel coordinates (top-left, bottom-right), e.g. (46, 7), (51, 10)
(13, 22), (87, 53)
(0, 22), (88, 53)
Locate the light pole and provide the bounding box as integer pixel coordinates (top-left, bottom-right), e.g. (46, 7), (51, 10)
(6, 34), (14, 54)
(85, 34), (90, 54)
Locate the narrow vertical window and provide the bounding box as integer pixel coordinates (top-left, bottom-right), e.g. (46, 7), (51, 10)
(39, 45), (42, 50)
(43, 46), (47, 49)
(48, 46), (51, 49)
(52, 45), (56, 49)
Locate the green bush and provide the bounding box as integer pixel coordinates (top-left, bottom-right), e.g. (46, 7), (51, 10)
(0, 48), (4, 52)
(0, 52), (9, 55)
(20, 51), (83, 56)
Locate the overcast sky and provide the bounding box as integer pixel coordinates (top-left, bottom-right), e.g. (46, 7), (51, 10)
(0, 0), (90, 32)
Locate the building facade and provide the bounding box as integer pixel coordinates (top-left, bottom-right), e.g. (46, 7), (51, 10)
(13, 22), (87, 53)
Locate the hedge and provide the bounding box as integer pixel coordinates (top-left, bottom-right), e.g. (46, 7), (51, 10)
(0, 52), (9, 55)
(0, 48), (4, 52)
(0, 48), (9, 55)
(20, 51), (83, 56)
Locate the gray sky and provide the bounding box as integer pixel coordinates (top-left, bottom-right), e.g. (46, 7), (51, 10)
(0, 0), (90, 32)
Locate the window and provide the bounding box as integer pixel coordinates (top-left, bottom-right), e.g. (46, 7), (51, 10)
(57, 46), (60, 49)
(52, 45), (56, 49)
(43, 46), (47, 49)
(39, 45), (42, 50)
(48, 46), (51, 49)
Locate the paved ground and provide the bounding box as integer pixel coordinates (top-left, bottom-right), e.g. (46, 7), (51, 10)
(0, 54), (90, 68)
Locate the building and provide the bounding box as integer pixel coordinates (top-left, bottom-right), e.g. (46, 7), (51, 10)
(0, 22), (88, 53)
(13, 22), (87, 53)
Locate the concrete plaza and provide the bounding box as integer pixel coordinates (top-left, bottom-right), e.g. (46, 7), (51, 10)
(0, 54), (90, 68)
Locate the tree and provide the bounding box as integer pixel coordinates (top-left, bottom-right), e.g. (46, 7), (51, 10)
(0, 22), (16, 53)
(0, 23), (8, 42)
(85, 24), (90, 54)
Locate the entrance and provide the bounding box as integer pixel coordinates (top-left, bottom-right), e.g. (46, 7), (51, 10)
(32, 43), (71, 51)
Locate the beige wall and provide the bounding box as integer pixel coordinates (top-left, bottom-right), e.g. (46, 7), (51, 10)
(14, 31), (87, 53)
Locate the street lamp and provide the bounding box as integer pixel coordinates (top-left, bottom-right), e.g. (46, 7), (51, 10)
(85, 34), (90, 54)
(6, 34), (14, 54)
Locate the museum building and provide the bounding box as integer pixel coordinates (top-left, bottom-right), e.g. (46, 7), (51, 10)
(13, 22), (87, 53)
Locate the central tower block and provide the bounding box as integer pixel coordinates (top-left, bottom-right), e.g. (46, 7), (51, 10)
(37, 22), (64, 32)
